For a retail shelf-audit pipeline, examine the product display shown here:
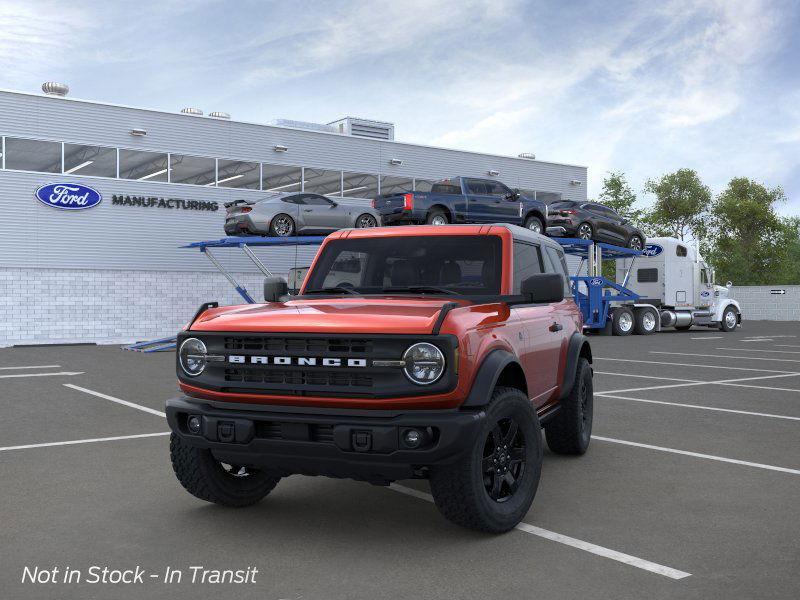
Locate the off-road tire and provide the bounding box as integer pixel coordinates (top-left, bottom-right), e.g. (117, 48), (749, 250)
(545, 358), (593, 455)
(611, 307), (634, 336)
(269, 213), (295, 237)
(524, 215), (544, 234)
(170, 433), (280, 507)
(429, 387), (542, 533)
(719, 306), (738, 332)
(426, 209), (449, 225)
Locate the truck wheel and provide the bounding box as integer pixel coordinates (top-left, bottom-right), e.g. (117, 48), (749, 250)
(426, 209), (449, 226)
(429, 387), (542, 533)
(719, 306), (738, 332)
(169, 434), (280, 507)
(611, 307), (634, 336)
(545, 358), (593, 455)
(524, 215), (544, 234)
(634, 308), (657, 335)
(269, 214), (295, 237)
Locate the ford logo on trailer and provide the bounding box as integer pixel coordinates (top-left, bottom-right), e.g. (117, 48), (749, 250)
(641, 244), (663, 257)
(588, 278), (603, 286)
(35, 183), (102, 210)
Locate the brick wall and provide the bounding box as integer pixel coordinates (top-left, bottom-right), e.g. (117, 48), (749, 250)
(729, 286), (800, 322)
(0, 268), (269, 347)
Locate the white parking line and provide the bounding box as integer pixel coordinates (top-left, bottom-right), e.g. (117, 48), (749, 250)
(64, 384), (166, 418)
(595, 357), (797, 374)
(597, 394), (800, 421)
(650, 351), (800, 363)
(596, 372), (800, 395)
(594, 371), (700, 383)
(0, 364), (61, 370)
(0, 432), (170, 453)
(388, 484), (691, 580)
(776, 344), (800, 349)
(592, 436), (800, 475)
(716, 348), (800, 354)
(690, 336), (723, 340)
(0, 371), (84, 379)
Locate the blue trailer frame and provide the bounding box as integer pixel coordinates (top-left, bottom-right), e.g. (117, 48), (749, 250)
(552, 238), (642, 330)
(124, 235), (327, 352)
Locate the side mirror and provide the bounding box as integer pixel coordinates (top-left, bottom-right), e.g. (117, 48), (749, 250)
(329, 201), (338, 208)
(521, 273), (564, 303)
(264, 276), (288, 302)
(726, 281), (732, 288)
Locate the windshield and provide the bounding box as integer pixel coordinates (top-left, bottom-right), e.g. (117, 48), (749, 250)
(304, 235), (503, 296)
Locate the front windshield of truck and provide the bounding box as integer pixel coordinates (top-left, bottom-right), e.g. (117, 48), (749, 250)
(304, 235), (502, 296)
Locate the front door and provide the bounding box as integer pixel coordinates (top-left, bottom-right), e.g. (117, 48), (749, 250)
(464, 179), (495, 223)
(299, 195), (348, 232)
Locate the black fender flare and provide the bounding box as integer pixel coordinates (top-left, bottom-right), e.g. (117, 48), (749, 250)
(559, 332), (592, 400)
(461, 349), (520, 407)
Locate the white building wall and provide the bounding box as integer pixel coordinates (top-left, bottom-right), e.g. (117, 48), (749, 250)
(729, 286), (800, 322)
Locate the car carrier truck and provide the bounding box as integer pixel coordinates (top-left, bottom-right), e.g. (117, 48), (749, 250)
(610, 236), (742, 334)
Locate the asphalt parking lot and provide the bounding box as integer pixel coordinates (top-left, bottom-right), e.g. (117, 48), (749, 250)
(2, 321), (799, 600)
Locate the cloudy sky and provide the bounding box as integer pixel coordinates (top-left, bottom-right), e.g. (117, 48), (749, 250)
(2, 0), (798, 212)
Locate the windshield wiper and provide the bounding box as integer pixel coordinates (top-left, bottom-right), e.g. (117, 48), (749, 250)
(304, 286), (360, 295)
(381, 286), (458, 296)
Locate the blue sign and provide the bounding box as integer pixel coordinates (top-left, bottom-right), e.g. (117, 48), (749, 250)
(35, 183), (102, 210)
(641, 244), (663, 257)
(588, 278), (603, 287)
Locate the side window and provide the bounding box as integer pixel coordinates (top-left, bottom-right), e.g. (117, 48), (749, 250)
(485, 181), (511, 197)
(676, 245), (688, 257)
(637, 268), (658, 283)
(700, 268), (710, 284)
(282, 195), (303, 204)
(465, 179), (488, 195)
(429, 180), (462, 194)
(304, 195), (332, 206)
(545, 246), (572, 295)
(513, 242), (543, 293)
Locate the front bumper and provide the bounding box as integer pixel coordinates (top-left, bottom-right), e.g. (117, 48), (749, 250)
(166, 396), (486, 483)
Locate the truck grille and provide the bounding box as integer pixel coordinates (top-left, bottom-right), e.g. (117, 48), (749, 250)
(223, 336), (373, 354)
(224, 367), (373, 388)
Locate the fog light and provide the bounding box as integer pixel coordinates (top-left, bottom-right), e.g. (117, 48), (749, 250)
(403, 429), (422, 448)
(187, 415), (202, 434)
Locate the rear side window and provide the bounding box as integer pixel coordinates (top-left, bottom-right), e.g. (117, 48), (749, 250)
(638, 268), (658, 282)
(281, 195), (304, 204)
(676, 245), (688, 257)
(513, 242), (543, 293)
(465, 179), (489, 195)
(430, 180), (462, 194)
(544, 246), (572, 295)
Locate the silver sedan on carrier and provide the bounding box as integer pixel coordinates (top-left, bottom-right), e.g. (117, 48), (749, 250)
(224, 192), (381, 237)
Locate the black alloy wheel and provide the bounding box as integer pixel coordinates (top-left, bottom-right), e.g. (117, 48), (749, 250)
(628, 235), (644, 251)
(356, 214), (378, 228)
(482, 417), (526, 502)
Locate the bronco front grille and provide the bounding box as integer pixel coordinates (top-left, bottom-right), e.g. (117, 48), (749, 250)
(223, 336), (373, 354)
(224, 367), (373, 388)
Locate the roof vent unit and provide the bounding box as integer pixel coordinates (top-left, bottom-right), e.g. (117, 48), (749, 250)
(328, 117), (394, 141)
(42, 82), (69, 96)
(209, 111), (230, 119)
(518, 152), (536, 160)
(269, 119), (337, 134)
(180, 107), (203, 116)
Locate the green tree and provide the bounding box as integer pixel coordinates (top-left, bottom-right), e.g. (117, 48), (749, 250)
(598, 171), (644, 227)
(642, 169), (711, 241)
(706, 177), (791, 285)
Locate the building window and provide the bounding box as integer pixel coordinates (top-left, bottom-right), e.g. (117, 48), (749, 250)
(170, 154), (216, 186)
(379, 175), (413, 195)
(414, 178), (436, 192)
(217, 159), (260, 189)
(63, 144), (117, 177)
(4, 138), (61, 173)
(342, 172), (378, 198)
(304, 168), (342, 196)
(119, 149), (169, 182)
(262, 163), (302, 192)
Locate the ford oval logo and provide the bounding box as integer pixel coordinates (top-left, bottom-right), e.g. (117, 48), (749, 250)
(589, 278), (603, 286)
(700, 290), (710, 297)
(35, 183), (102, 210)
(641, 244), (663, 257)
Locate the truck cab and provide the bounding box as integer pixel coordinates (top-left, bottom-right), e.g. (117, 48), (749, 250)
(616, 237), (741, 332)
(166, 224), (593, 533)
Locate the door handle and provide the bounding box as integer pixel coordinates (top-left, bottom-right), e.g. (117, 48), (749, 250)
(549, 322), (563, 332)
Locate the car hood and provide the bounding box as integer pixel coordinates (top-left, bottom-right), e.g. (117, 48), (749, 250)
(190, 297), (471, 335)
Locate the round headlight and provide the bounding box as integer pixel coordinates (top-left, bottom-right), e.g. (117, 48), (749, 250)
(179, 338), (207, 377)
(403, 342), (445, 385)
